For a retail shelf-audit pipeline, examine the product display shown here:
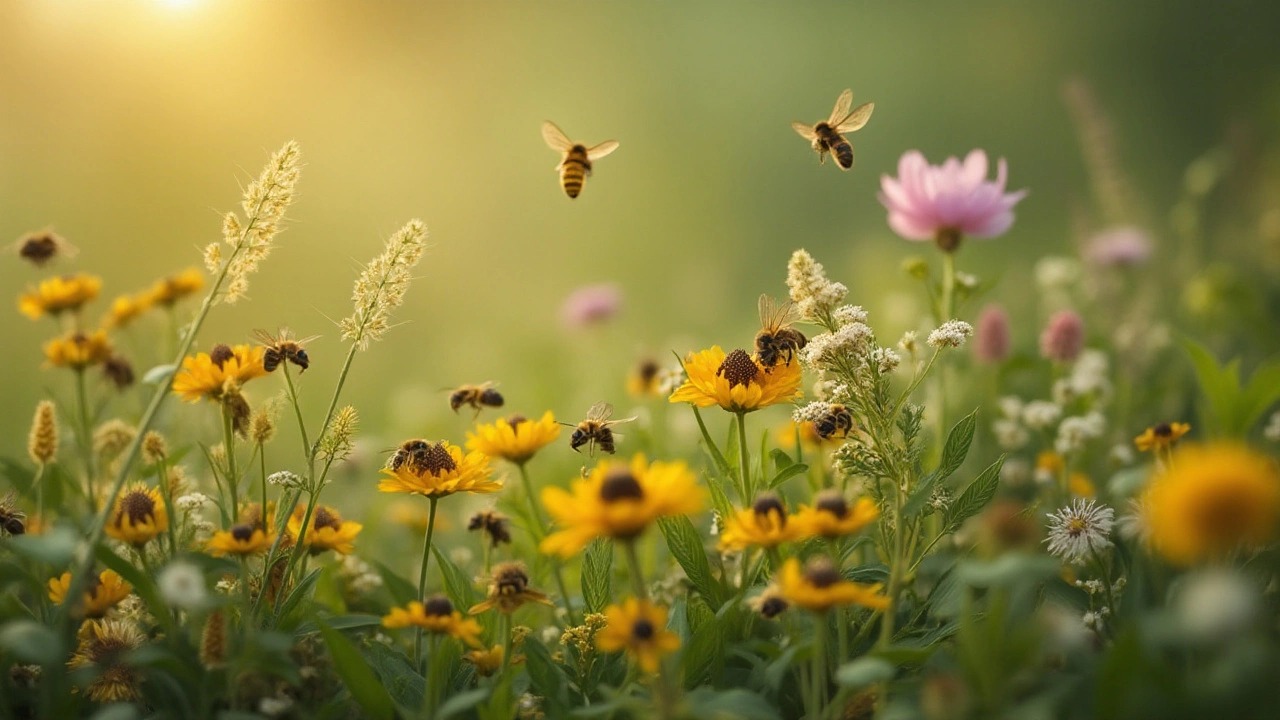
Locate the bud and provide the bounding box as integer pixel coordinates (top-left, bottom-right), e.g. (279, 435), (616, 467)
(973, 304), (1011, 364)
(250, 405), (277, 446)
(1039, 310), (1086, 364)
(142, 431), (168, 465)
(901, 256), (929, 280)
(27, 400), (58, 465)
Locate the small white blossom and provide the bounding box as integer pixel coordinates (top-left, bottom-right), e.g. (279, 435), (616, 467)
(267, 471), (302, 488)
(872, 347), (901, 373)
(176, 493), (211, 511)
(259, 696), (294, 717)
(993, 419), (1029, 450)
(955, 271), (979, 290)
(1022, 401), (1062, 431)
(158, 561), (208, 610)
(1044, 498), (1115, 564)
(1118, 497), (1150, 543)
(998, 396), (1024, 420)
(1174, 569), (1259, 641)
(926, 320), (973, 349)
(1000, 457), (1031, 486)
(1109, 443), (1136, 467)
(832, 304), (868, 327)
(897, 331), (918, 355)
(1067, 349), (1112, 400)
(794, 402), (833, 423)
(1055, 412), (1106, 454)
(1035, 256), (1081, 291)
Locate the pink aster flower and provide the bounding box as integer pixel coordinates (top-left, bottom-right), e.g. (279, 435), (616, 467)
(560, 283), (622, 328)
(1084, 226), (1152, 267)
(974, 304), (1011, 364)
(879, 149), (1028, 252)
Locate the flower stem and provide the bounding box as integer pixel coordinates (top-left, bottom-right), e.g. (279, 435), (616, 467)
(414, 497), (439, 670)
(74, 368), (97, 512)
(258, 443), (269, 532)
(623, 539), (648, 600)
(499, 613), (513, 676)
(281, 362), (311, 466)
(156, 456), (178, 557)
(940, 250), (956, 323)
(735, 412), (751, 500)
(811, 611), (828, 718)
(32, 463), (46, 526)
(221, 404), (239, 526)
(517, 463), (577, 625)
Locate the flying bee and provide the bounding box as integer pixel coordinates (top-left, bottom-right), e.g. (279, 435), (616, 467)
(563, 401), (636, 456)
(449, 382), (504, 418)
(791, 89), (874, 170)
(252, 328), (319, 373)
(9, 229), (77, 267)
(755, 294), (807, 369)
(541, 121), (620, 199)
(387, 439), (431, 473)
(814, 404), (855, 440)
(0, 491), (26, 536)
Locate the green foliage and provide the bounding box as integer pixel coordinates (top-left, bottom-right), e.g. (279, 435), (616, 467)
(659, 515), (724, 609)
(580, 538), (613, 615)
(317, 621), (396, 720)
(1181, 335), (1280, 437)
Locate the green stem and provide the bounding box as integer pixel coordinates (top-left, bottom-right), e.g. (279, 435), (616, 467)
(415, 498), (439, 670)
(313, 342), (359, 465)
(258, 442), (269, 532)
(811, 611), (828, 718)
(74, 369), (97, 513)
(830, 541), (849, 664)
(221, 404), (239, 526)
(239, 557), (254, 639)
(940, 250), (956, 323)
(156, 456), (178, 558)
(518, 463), (577, 624)
(499, 613), (513, 676)
(281, 362), (311, 465)
(623, 539), (648, 600)
(735, 412), (751, 500)
(32, 463), (46, 526)
(879, 487), (906, 648)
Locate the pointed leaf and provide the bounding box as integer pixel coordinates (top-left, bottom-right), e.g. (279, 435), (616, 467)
(659, 515), (723, 609)
(317, 622), (395, 720)
(581, 538), (612, 614)
(942, 455), (1005, 534)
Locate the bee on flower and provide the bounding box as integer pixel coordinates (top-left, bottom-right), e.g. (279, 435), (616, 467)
(669, 346), (803, 414)
(469, 562), (554, 615)
(378, 440), (500, 498)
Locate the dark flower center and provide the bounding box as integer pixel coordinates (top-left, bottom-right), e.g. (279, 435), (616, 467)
(815, 490), (849, 519)
(638, 359), (660, 383)
(103, 356), (135, 389)
(424, 594), (454, 617)
(760, 596), (788, 619)
(313, 507), (341, 530)
(631, 618), (654, 641)
(717, 349), (759, 389)
(209, 344), (235, 368)
(120, 491), (156, 524)
(231, 524), (255, 542)
(417, 443), (458, 475)
(504, 414), (528, 429)
(752, 493), (787, 527)
(935, 227), (962, 253)
(803, 557), (841, 588)
(600, 468), (645, 503)
(1154, 423), (1173, 437)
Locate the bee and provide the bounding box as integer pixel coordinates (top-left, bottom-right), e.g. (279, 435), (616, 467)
(814, 404), (855, 440)
(252, 328), (319, 373)
(0, 492), (26, 536)
(564, 401), (635, 456)
(449, 382), (505, 418)
(10, 229), (77, 267)
(791, 89), (874, 170)
(387, 439), (431, 473)
(541, 121), (620, 199)
(755, 294), (807, 369)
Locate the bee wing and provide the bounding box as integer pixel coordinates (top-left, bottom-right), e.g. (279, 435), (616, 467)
(606, 415), (638, 427)
(586, 140), (619, 161)
(834, 102), (874, 134)
(758, 293), (777, 328)
(541, 121), (575, 152)
(585, 401), (614, 423)
(251, 328), (277, 345)
(294, 334), (322, 345)
(791, 121), (818, 142)
(827, 89), (853, 126)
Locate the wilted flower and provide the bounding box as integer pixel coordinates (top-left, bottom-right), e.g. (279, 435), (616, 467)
(560, 283), (622, 328)
(68, 619), (146, 703)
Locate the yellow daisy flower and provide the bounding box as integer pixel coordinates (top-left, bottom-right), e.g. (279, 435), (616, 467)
(464, 644), (522, 677)
(206, 524), (274, 557)
(378, 440), (501, 498)
(68, 619), (145, 703)
(469, 562), (555, 615)
(104, 484), (168, 547)
(1143, 443), (1280, 565)
(792, 491), (879, 540)
(383, 595), (483, 648)
(44, 331), (113, 369)
(627, 358), (663, 398)
(48, 570), (132, 619)
(104, 294), (151, 329)
(171, 344), (268, 402)
(719, 493), (799, 551)
(595, 598), (680, 674)
(18, 273), (102, 320)
(1134, 422), (1191, 453)
(287, 504), (362, 555)
(466, 411), (561, 465)
(778, 556), (890, 613)
(145, 267), (205, 306)
(669, 346), (803, 413)
(540, 454), (705, 558)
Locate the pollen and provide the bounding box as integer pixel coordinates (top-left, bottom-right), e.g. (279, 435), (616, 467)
(814, 490), (849, 519)
(803, 556), (842, 588)
(599, 467), (644, 503)
(717, 349), (759, 388)
(209, 344), (235, 369)
(423, 594), (454, 617)
(416, 442), (457, 475)
(120, 491), (156, 524)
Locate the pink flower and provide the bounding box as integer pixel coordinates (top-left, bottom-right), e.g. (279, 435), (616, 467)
(974, 304), (1011, 364)
(1085, 226), (1152, 267)
(560, 283), (622, 328)
(879, 150), (1027, 251)
(1039, 310), (1085, 363)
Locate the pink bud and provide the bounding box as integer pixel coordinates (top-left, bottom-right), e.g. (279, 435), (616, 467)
(973, 304), (1011, 364)
(560, 283), (622, 328)
(1039, 310), (1085, 363)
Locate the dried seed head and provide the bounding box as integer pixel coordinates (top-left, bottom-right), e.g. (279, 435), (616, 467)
(200, 610), (227, 669)
(119, 490), (156, 524)
(319, 406), (358, 463)
(467, 510), (512, 547)
(599, 467), (644, 503)
(341, 219), (428, 351)
(250, 403), (278, 445)
(221, 142), (302, 305)
(94, 419), (137, 459)
(141, 431), (168, 465)
(27, 400), (58, 465)
(717, 349), (759, 388)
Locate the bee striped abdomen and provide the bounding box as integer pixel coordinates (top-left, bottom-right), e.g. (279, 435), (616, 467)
(830, 138), (854, 169)
(560, 147), (590, 198)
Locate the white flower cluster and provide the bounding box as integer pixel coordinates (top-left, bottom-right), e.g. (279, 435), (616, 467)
(897, 331), (918, 355)
(176, 493), (212, 512)
(1022, 400), (1063, 431)
(158, 561), (208, 610)
(267, 471), (303, 489)
(801, 320), (874, 367)
(1082, 607), (1110, 632)
(793, 401), (833, 423)
(926, 320), (973, 349)
(654, 365), (686, 396)
(339, 555), (384, 594)
(871, 347), (901, 373)
(1053, 349), (1112, 404)
(831, 304), (868, 326)
(993, 418), (1029, 451)
(786, 249), (848, 320)
(1055, 411), (1107, 454)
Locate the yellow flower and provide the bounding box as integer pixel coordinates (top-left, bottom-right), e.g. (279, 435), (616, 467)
(1069, 473), (1096, 498)
(595, 598), (680, 673)
(1143, 443), (1280, 565)
(18, 273), (102, 320)
(778, 556), (890, 613)
(383, 595), (483, 648)
(206, 524), (274, 557)
(44, 331), (113, 369)
(464, 644), (523, 676)
(719, 493), (799, 551)
(469, 561), (555, 615)
(1036, 451), (1064, 475)
(669, 346), (803, 413)
(378, 441), (501, 498)
(540, 454), (705, 558)
(104, 294), (151, 328)
(792, 491), (879, 540)
(146, 267), (205, 306)
(287, 504), (362, 555)
(1134, 422), (1191, 453)
(774, 419), (826, 453)
(466, 411), (561, 465)
(104, 484), (168, 547)
(68, 619), (145, 703)
(171, 344), (268, 402)
(627, 358), (662, 397)
(48, 570), (131, 619)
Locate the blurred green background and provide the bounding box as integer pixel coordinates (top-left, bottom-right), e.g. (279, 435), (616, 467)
(3, 0), (1280, 467)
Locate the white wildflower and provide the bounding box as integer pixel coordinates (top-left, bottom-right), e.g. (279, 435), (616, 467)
(1022, 401), (1063, 431)
(993, 419), (1029, 450)
(259, 696), (294, 717)
(267, 471), (302, 489)
(794, 402), (833, 423)
(1118, 497), (1150, 543)
(1044, 498), (1115, 564)
(1055, 412), (1106, 454)
(926, 320), (973, 349)
(1109, 443), (1136, 467)
(1035, 256), (1082, 291)
(1174, 569), (1259, 641)
(955, 271), (979, 290)
(786, 249), (846, 318)
(998, 396), (1024, 420)
(1000, 457), (1031, 486)
(832, 304), (868, 327)
(897, 331), (918, 355)
(158, 561), (208, 610)
(1067, 349), (1112, 400)
(176, 493), (212, 511)
(872, 347), (901, 373)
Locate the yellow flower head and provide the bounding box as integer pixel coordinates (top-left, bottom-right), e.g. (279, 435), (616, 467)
(104, 484), (168, 547)
(627, 358), (663, 398)
(104, 294), (151, 329)
(778, 556), (890, 613)
(466, 411), (561, 465)
(48, 570), (132, 619)
(1069, 473), (1096, 498)
(774, 419), (826, 453)
(719, 493), (799, 551)
(68, 619), (145, 703)
(465, 644), (522, 677)
(669, 346), (803, 413)
(383, 595), (483, 647)
(206, 524), (274, 557)
(793, 491), (879, 540)
(378, 441), (501, 498)
(1134, 422), (1191, 453)
(540, 454), (705, 558)
(44, 331), (113, 369)
(1143, 443), (1280, 565)
(19, 273), (102, 320)
(288, 504), (362, 555)
(595, 598), (680, 674)
(146, 268), (205, 306)
(469, 561), (555, 615)
(1036, 451), (1064, 476)
(172, 344), (268, 402)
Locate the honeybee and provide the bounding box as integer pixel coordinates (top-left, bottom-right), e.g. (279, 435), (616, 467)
(541, 121), (620, 199)
(755, 294), (807, 369)
(10, 229), (76, 266)
(387, 439), (431, 473)
(0, 492), (25, 536)
(564, 401), (635, 456)
(252, 328), (319, 373)
(814, 404), (855, 440)
(791, 89), (874, 170)
(449, 382), (504, 417)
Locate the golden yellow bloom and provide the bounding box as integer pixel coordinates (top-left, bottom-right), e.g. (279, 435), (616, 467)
(383, 595), (484, 647)
(1134, 422), (1191, 452)
(627, 358), (662, 397)
(669, 346), (803, 413)
(104, 294), (151, 328)
(469, 562), (554, 615)
(145, 267), (204, 306)
(792, 491), (879, 540)
(1069, 473), (1096, 498)
(464, 644), (522, 677)
(1143, 443), (1280, 565)
(1036, 451), (1064, 476)
(540, 454), (705, 558)
(774, 419), (826, 453)
(104, 484), (168, 547)
(595, 598), (680, 673)
(48, 570), (131, 619)
(206, 524), (274, 557)
(378, 441), (501, 498)
(778, 556), (890, 613)
(171, 344), (268, 402)
(466, 411), (561, 465)
(44, 331), (113, 369)
(18, 273), (101, 320)
(719, 493), (799, 551)
(68, 619), (145, 703)
(287, 504), (362, 555)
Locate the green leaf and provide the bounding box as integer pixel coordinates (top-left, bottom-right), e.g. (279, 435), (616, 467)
(904, 409), (977, 517)
(835, 657), (895, 688)
(769, 448), (794, 473)
(680, 605), (727, 688)
(942, 455), (1005, 534)
(581, 538), (612, 614)
(442, 687), (492, 719)
(7, 526), (79, 567)
(274, 568), (322, 625)
(1239, 356), (1280, 433)
(1180, 335), (1238, 435)
(683, 687), (782, 720)
(0, 619), (63, 665)
(89, 705), (140, 720)
(432, 545), (478, 611)
(295, 614), (383, 636)
(766, 462), (809, 490)
(361, 640), (424, 710)
(317, 621), (396, 720)
(524, 633), (570, 717)
(373, 559), (418, 606)
(659, 516), (722, 609)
